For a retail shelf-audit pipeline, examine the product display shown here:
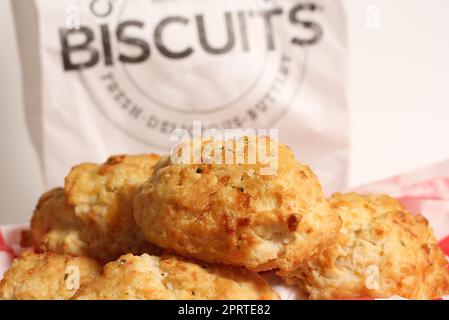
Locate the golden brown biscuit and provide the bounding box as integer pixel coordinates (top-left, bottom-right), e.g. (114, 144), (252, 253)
(134, 137), (340, 273)
(0, 252), (101, 300)
(75, 253), (280, 300)
(29, 154), (162, 262)
(284, 193), (449, 300)
(28, 188), (88, 257)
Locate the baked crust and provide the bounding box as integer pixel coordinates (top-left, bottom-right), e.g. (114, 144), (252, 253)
(134, 137), (340, 272)
(0, 251), (100, 300)
(75, 253), (280, 300)
(283, 193), (449, 300)
(29, 154), (162, 262)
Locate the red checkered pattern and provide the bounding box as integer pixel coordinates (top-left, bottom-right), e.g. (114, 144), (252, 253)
(0, 230), (14, 256)
(440, 236), (449, 259)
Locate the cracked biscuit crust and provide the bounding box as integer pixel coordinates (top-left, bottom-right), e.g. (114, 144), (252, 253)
(134, 137), (340, 273)
(75, 253), (280, 300)
(0, 252), (100, 300)
(29, 154), (161, 262)
(283, 193), (449, 300)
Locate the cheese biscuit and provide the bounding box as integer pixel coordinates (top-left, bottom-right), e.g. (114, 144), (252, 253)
(283, 193), (449, 300)
(75, 253), (279, 300)
(0, 252), (100, 300)
(28, 154), (162, 262)
(134, 137), (340, 273)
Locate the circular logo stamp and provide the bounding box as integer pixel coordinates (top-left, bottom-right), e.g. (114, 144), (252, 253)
(69, 0), (321, 149)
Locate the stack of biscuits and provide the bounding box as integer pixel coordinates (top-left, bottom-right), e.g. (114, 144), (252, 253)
(1, 137), (448, 300)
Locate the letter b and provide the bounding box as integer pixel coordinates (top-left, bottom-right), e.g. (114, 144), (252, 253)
(60, 26), (99, 71)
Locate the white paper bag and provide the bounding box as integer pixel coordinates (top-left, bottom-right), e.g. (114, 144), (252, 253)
(13, 0), (349, 193)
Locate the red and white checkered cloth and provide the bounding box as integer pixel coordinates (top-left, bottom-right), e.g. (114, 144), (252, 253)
(1, 160), (449, 299)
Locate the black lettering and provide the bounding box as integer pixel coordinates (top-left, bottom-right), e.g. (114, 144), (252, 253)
(147, 116), (159, 129)
(106, 81), (118, 93)
(114, 91), (124, 101)
(90, 0), (113, 18)
(196, 13), (235, 55)
(129, 105), (143, 119)
(60, 26), (99, 71)
(247, 109), (257, 121)
(256, 100), (268, 112)
(238, 12), (250, 52)
(160, 121), (176, 134)
(117, 21), (150, 63)
(101, 24), (113, 66)
(259, 8), (283, 50)
(290, 3), (323, 46)
(155, 17), (193, 59)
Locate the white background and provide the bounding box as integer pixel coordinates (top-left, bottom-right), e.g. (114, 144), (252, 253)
(1, 0), (449, 224)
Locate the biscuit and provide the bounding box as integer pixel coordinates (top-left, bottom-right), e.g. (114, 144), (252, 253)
(134, 137), (340, 272)
(28, 188), (88, 257)
(0, 252), (100, 300)
(283, 193), (449, 300)
(75, 253), (280, 300)
(29, 154), (162, 262)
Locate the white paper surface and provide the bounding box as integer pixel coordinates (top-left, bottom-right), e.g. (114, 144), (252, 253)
(13, 0), (349, 193)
